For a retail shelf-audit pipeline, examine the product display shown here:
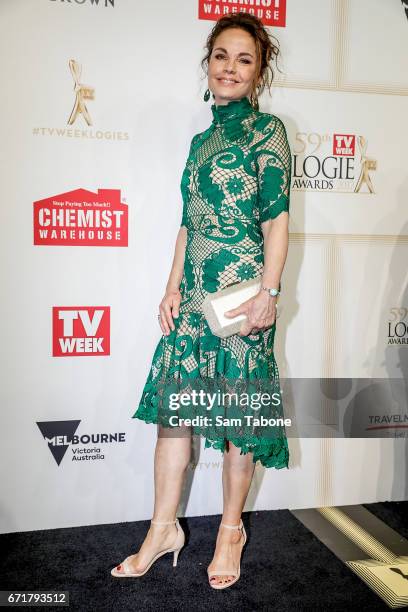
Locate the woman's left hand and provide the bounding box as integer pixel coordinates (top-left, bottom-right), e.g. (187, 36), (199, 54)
(224, 290), (277, 336)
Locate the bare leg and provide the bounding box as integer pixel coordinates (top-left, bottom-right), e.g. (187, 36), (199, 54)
(207, 441), (255, 586)
(116, 425), (191, 574)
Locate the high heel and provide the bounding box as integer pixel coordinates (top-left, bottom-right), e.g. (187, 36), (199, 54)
(207, 519), (247, 589)
(111, 518), (185, 578)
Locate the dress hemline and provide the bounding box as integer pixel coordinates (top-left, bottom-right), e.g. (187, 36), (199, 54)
(132, 409), (289, 470)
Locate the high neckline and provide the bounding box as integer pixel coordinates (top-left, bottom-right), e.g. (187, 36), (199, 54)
(211, 96), (254, 126)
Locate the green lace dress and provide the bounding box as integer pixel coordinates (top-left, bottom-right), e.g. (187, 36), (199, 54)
(133, 96), (292, 469)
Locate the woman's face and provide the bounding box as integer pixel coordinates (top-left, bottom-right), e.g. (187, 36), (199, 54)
(207, 28), (258, 106)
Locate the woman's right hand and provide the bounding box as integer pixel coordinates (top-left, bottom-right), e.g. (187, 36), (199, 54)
(158, 289), (182, 335)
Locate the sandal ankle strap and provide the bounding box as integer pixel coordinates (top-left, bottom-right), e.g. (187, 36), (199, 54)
(151, 518), (178, 525)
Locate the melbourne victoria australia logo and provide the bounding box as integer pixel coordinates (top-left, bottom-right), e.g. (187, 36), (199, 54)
(32, 59), (129, 141)
(33, 188), (128, 246)
(36, 420), (125, 465)
(52, 307), (110, 356)
(292, 132), (377, 193)
(388, 307), (408, 345)
(198, 0), (287, 26)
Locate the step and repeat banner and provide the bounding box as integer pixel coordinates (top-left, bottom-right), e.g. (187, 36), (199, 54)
(1, 0), (407, 533)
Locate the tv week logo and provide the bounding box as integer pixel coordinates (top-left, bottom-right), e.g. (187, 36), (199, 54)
(333, 134), (356, 156)
(52, 307), (110, 356)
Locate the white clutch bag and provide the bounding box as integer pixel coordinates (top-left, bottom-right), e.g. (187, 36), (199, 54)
(202, 276), (263, 338)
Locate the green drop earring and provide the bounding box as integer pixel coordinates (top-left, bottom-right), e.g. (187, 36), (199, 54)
(203, 88), (211, 102)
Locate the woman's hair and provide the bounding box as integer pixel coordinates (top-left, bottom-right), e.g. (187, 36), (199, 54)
(200, 12), (282, 109)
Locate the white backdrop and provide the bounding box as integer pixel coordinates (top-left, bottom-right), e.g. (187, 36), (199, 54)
(0, 0), (407, 533)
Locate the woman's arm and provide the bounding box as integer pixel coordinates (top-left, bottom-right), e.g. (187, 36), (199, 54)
(224, 213), (289, 336)
(224, 115), (291, 335)
(158, 226), (187, 336)
(260, 211), (289, 293)
(244, 211), (289, 335)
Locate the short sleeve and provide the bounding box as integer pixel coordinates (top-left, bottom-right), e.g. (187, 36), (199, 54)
(254, 116), (292, 223)
(180, 133), (201, 228)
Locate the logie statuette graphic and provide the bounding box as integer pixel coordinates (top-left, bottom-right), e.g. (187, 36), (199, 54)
(67, 59), (94, 126)
(354, 136), (377, 193)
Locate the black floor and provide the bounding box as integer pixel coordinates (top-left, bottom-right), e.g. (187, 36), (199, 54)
(1, 502), (407, 612)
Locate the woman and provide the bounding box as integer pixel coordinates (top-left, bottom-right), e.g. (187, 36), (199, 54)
(111, 12), (292, 589)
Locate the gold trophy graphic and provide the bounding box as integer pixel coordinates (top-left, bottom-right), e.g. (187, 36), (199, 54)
(317, 507), (408, 608)
(354, 135), (377, 193)
(67, 59), (94, 126)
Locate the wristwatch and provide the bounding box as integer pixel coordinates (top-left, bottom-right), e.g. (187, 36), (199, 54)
(261, 286), (280, 297)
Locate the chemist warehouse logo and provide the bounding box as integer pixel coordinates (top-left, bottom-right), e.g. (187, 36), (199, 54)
(52, 306), (110, 356)
(198, 0), (286, 26)
(33, 188), (128, 246)
(36, 420), (125, 466)
(293, 132), (377, 193)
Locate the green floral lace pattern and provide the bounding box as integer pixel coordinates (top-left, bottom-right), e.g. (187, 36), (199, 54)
(133, 97), (292, 469)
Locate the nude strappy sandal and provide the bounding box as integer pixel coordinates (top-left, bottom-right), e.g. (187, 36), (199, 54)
(207, 519), (247, 589)
(110, 518), (185, 578)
